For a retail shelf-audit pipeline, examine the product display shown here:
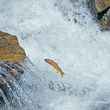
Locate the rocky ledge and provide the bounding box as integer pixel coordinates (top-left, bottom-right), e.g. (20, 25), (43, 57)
(0, 31), (26, 107)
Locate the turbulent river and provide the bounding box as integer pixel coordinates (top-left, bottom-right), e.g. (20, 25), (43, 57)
(0, 0), (110, 110)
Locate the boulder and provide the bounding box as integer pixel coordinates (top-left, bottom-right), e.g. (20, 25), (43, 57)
(88, 0), (110, 30)
(0, 31), (26, 62)
(95, 0), (110, 12)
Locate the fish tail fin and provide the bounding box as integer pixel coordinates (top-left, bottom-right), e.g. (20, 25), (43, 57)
(60, 71), (64, 78)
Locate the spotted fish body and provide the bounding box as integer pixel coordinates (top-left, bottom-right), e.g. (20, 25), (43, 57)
(44, 58), (64, 77)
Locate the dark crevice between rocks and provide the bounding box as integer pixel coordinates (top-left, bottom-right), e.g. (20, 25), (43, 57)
(97, 7), (110, 20)
(87, 0), (110, 30)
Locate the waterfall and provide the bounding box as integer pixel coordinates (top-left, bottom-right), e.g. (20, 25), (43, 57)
(0, 0), (110, 110)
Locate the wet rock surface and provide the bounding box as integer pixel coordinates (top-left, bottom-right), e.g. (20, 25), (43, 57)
(0, 31), (26, 62)
(95, 0), (110, 13)
(0, 31), (26, 107)
(88, 0), (110, 29)
(0, 62), (25, 106)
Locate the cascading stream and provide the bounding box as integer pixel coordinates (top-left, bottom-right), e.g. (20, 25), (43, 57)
(0, 0), (110, 110)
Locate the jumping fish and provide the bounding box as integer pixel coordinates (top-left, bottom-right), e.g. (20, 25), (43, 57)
(44, 58), (64, 77)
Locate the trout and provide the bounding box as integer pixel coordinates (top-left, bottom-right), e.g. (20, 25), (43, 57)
(44, 58), (64, 77)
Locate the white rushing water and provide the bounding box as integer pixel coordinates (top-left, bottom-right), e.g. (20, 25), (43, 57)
(0, 0), (110, 110)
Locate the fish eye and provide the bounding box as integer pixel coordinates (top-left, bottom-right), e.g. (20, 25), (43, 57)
(44, 59), (48, 62)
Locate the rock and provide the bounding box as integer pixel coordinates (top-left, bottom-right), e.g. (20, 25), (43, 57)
(0, 31), (26, 62)
(0, 61), (25, 106)
(95, 0), (110, 12)
(88, 0), (110, 30)
(0, 31), (26, 106)
(0, 62), (24, 79)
